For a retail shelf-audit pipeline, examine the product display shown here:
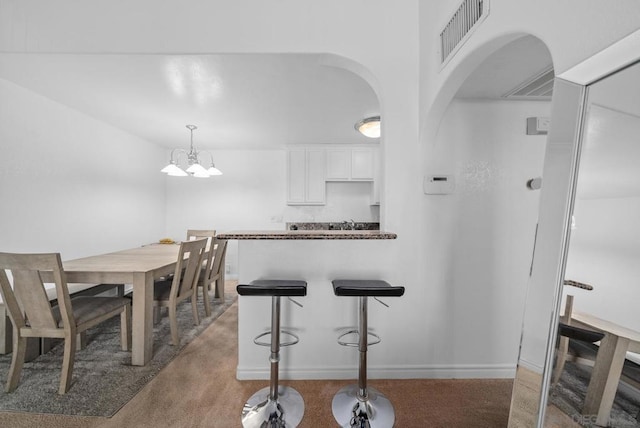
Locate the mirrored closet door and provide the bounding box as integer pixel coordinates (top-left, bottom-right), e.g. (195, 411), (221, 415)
(544, 60), (640, 427)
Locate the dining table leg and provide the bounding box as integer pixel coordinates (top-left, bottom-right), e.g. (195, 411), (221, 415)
(131, 271), (154, 366)
(583, 333), (630, 426)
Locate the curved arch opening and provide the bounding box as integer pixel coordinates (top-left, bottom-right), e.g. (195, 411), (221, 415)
(421, 33), (558, 425)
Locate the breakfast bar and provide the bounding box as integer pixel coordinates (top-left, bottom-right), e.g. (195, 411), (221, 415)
(216, 230), (400, 381)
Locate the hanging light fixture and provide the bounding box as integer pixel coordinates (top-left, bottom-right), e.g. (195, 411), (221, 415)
(355, 116), (381, 138)
(161, 125), (223, 178)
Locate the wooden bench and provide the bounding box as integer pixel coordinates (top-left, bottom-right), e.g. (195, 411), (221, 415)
(0, 283), (124, 356)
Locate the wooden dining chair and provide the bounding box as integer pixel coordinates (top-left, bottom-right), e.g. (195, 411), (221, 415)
(185, 229), (216, 289)
(186, 229), (216, 241)
(185, 230), (226, 316)
(0, 252), (131, 394)
(153, 238), (207, 346)
(551, 279), (604, 385)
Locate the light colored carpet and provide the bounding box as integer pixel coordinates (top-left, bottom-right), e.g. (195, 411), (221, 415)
(0, 290), (236, 417)
(0, 282), (520, 427)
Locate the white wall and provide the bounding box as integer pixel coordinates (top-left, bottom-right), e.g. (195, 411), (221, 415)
(0, 78), (165, 260)
(425, 99), (549, 365)
(565, 199), (640, 330)
(416, 0), (640, 377)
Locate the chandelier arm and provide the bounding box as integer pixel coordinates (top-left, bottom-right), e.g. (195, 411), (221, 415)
(170, 148), (187, 165)
(199, 150), (222, 176)
(200, 150), (214, 164)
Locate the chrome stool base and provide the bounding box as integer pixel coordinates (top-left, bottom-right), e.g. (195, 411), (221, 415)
(332, 384), (395, 428)
(241, 385), (305, 428)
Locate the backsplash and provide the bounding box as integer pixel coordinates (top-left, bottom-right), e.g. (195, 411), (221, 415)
(286, 222), (380, 231)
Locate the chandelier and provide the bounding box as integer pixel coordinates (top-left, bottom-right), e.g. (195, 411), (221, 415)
(161, 125), (223, 177)
(355, 116), (380, 138)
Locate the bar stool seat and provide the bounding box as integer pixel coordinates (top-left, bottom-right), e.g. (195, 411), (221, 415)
(333, 279), (405, 297)
(237, 280), (307, 297)
(331, 279), (404, 428)
(237, 279), (307, 428)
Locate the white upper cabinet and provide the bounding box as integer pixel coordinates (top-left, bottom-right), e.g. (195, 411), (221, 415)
(287, 145), (378, 205)
(287, 148), (306, 204)
(326, 147), (375, 181)
(305, 148), (326, 204)
(370, 147), (381, 205)
(326, 148), (351, 180)
(351, 148), (374, 180)
(286, 148), (326, 205)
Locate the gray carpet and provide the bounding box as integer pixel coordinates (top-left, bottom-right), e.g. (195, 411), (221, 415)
(549, 361), (640, 427)
(0, 293), (236, 417)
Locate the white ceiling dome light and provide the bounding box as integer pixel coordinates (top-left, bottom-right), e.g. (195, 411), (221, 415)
(355, 116), (380, 138)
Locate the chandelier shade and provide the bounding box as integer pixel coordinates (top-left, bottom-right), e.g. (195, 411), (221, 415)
(161, 125), (223, 178)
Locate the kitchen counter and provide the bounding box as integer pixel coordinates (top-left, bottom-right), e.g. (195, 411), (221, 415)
(227, 228), (401, 382)
(217, 230), (396, 240)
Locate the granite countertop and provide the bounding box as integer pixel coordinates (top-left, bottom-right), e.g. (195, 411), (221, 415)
(286, 222), (380, 231)
(217, 230), (397, 240)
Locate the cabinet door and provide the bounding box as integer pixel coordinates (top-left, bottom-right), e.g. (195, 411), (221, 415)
(351, 148), (374, 180)
(326, 148), (351, 181)
(305, 149), (326, 204)
(287, 148), (306, 204)
(371, 147), (381, 205)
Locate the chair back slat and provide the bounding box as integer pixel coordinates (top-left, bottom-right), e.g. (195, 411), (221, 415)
(186, 229), (216, 279)
(0, 252), (73, 331)
(0, 269), (27, 330)
(210, 238), (228, 280)
(13, 270), (58, 329)
(172, 238), (207, 300)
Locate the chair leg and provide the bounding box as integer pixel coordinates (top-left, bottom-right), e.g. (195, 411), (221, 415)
(121, 304), (131, 351)
(191, 294), (200, 326)
(59, 333), (77, 394)
(77, 332), (87, 351)
(153, 306), (162, 325)
(0, 305), (12, 355)
(216, 278), (225, 301)
(552, 335), (570, 385)
(6, 331), (27, 393)
(202, 284), (211, 317)
(168, 304), (179, 346)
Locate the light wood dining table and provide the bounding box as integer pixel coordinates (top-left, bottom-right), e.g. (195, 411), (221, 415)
(53, 243), (182, 366)
(571, 311), (640, 426)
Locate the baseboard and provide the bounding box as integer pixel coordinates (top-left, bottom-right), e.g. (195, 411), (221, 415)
(517, 358), (544, 375)
(237, 363), (516, 381)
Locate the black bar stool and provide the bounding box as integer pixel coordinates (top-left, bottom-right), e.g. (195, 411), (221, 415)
(237, 279), (307, 428)
(331, 279), (405, 428)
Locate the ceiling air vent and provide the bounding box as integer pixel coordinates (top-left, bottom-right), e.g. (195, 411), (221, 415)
(440, 0), (489, 65)
(503, 67), (555, 100)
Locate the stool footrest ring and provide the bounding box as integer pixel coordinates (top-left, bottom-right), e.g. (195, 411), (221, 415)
(337, 330), (381, 347)
(253, 330), (300, 347)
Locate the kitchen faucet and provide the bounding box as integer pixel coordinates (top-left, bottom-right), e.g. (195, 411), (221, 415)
(339, 219), (357, 230)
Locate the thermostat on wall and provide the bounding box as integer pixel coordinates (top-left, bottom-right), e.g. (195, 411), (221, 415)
(423, 175), (455, 195)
